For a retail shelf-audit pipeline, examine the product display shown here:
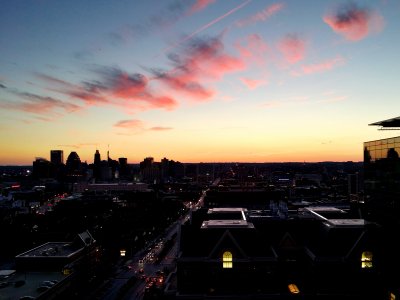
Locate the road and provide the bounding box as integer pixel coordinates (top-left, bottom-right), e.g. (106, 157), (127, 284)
(87, 189), (206, 300)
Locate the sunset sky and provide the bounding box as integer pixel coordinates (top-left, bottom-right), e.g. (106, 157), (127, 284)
(1, 0), (399, 165)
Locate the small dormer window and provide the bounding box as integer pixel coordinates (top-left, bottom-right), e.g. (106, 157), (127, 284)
(222, 251), (233, 268)
(361, 251), (373, 268)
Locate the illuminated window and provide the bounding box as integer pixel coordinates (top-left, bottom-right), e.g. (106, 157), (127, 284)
(361, 251), (373, 268)
(288, 283), (300, 294)
(222, 251), (233, 269)
(390, 292), (396, 300)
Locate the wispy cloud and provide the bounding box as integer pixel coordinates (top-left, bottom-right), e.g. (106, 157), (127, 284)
(114, 119), (173, 134)
(37, 67), (178, 112)
(107, 1), (191, 46)
(187, 0), (216, 15)
(323, 2), (384, 41)
(153, 35), (246, 102)
(292, 56), (345, 76)
(0, 90), (82, 119)
(162, 0), (251, 54)
(235, 34), (269, 66)
(240, 78), (267, 90)
(149, 126), (173, 131)
(236, 2), (285, 27)
(278, 33), (306, 64)
(57, 143), (97, 149)
(114, 119), (145, 129)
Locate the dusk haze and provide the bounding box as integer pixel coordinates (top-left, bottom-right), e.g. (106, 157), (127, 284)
(1, 0), (399, 165)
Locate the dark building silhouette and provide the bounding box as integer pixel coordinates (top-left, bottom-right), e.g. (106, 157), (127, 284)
(32, 157), (52, 179)
(363, 136), (400, 225)
(118, 157), (129, 179)
(364, 117), (400, 299)
(50, 150), (64, 165)
(93, 149), (101, 181)
(175, 207), (382, 299)
(140, 157), (160, 183)
(66, 151), (81, 171)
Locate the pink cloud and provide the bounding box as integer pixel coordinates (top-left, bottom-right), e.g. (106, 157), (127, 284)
(300, 56), (345, 75)
(188, 0), (216, 15)
(278, 34), (306, 64)
(240, 78), (267, 90)
(114, 119), (145, 129)
(323, 3), (384, 41)
(235, 34), (269, 65)
(0, 91), (82, 119)
(37, 69), (179, 112)
(156, 36), (246, 102)
(114, 119), (172, 134)
(236, 3), (285, 27)
(149, 126), (173, 131)
(163, 0), (251, 55)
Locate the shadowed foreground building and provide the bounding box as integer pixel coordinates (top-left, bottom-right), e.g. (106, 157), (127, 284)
(173, 207), (383, 299)
(364, 116), (400, 300)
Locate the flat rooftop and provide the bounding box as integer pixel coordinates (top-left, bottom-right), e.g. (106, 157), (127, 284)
(201, 219), (254, 229)
(207, 207), (247, 213)
(16, 242), (82, 258)
(325, 219), (365, 228)
(0, 271), (65, 300)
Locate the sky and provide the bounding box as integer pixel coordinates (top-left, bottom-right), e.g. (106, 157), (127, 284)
(1, 0), (399, 165)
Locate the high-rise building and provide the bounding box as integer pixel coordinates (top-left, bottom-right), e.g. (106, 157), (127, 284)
(363, 119), (400, 226)
(66, 151), (81, 172)
(364, 116), (400, 299)
(50, 150), (63, 165)
(32, 157), (52, 179)
(94, 150), (101, 165)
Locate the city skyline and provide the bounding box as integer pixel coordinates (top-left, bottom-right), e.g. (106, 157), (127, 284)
(1, 0), (399, 165)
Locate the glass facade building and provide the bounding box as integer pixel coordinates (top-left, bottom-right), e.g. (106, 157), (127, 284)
(363, 136), (400, 225)
(364, 136), (400, 162)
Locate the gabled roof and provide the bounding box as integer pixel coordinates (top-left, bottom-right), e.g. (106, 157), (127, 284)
(278, 232), (298, 250)
(208, 229), (248, 259)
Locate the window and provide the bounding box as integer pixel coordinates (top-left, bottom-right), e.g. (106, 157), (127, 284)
(222, 251), (232, 268)
(390, 292), (396, 300)
(361, 251), (373, 268)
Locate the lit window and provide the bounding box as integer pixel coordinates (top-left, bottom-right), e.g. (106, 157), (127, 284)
(390, 292), (396, 300)
(288, 283), (300, 294)
(361, 251), (373, 268)
(222, 251), (233, 269)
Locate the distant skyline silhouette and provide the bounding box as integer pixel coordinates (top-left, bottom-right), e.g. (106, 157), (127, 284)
(1, 0), (399, 164)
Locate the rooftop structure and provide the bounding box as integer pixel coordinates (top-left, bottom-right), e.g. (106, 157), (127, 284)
(369, 116), (400, 130)
(175, 206), (381, 299)
(201, 219), (254, 229)
(15, 230), (95, 271)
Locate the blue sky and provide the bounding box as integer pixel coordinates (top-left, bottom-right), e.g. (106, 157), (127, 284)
(1, 0), (399, 164)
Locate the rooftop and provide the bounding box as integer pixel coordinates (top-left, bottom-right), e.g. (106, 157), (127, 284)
(16, 242), (82, 258)
(369, 116), (400, 129)
(325, 219), (365, 228)
(201, 219), (254, 229)
(207, 207), (247, 213)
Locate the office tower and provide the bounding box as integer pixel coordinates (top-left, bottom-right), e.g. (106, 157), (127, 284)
(50, 150), (63, 165)
(364, 117), (400, 226)
(94, 150), (101, 165)
(32, 157), (52, 179)
(364, 117), (400, 299)
(66, 151), (81, 172)
(119, 157), (129, 178)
